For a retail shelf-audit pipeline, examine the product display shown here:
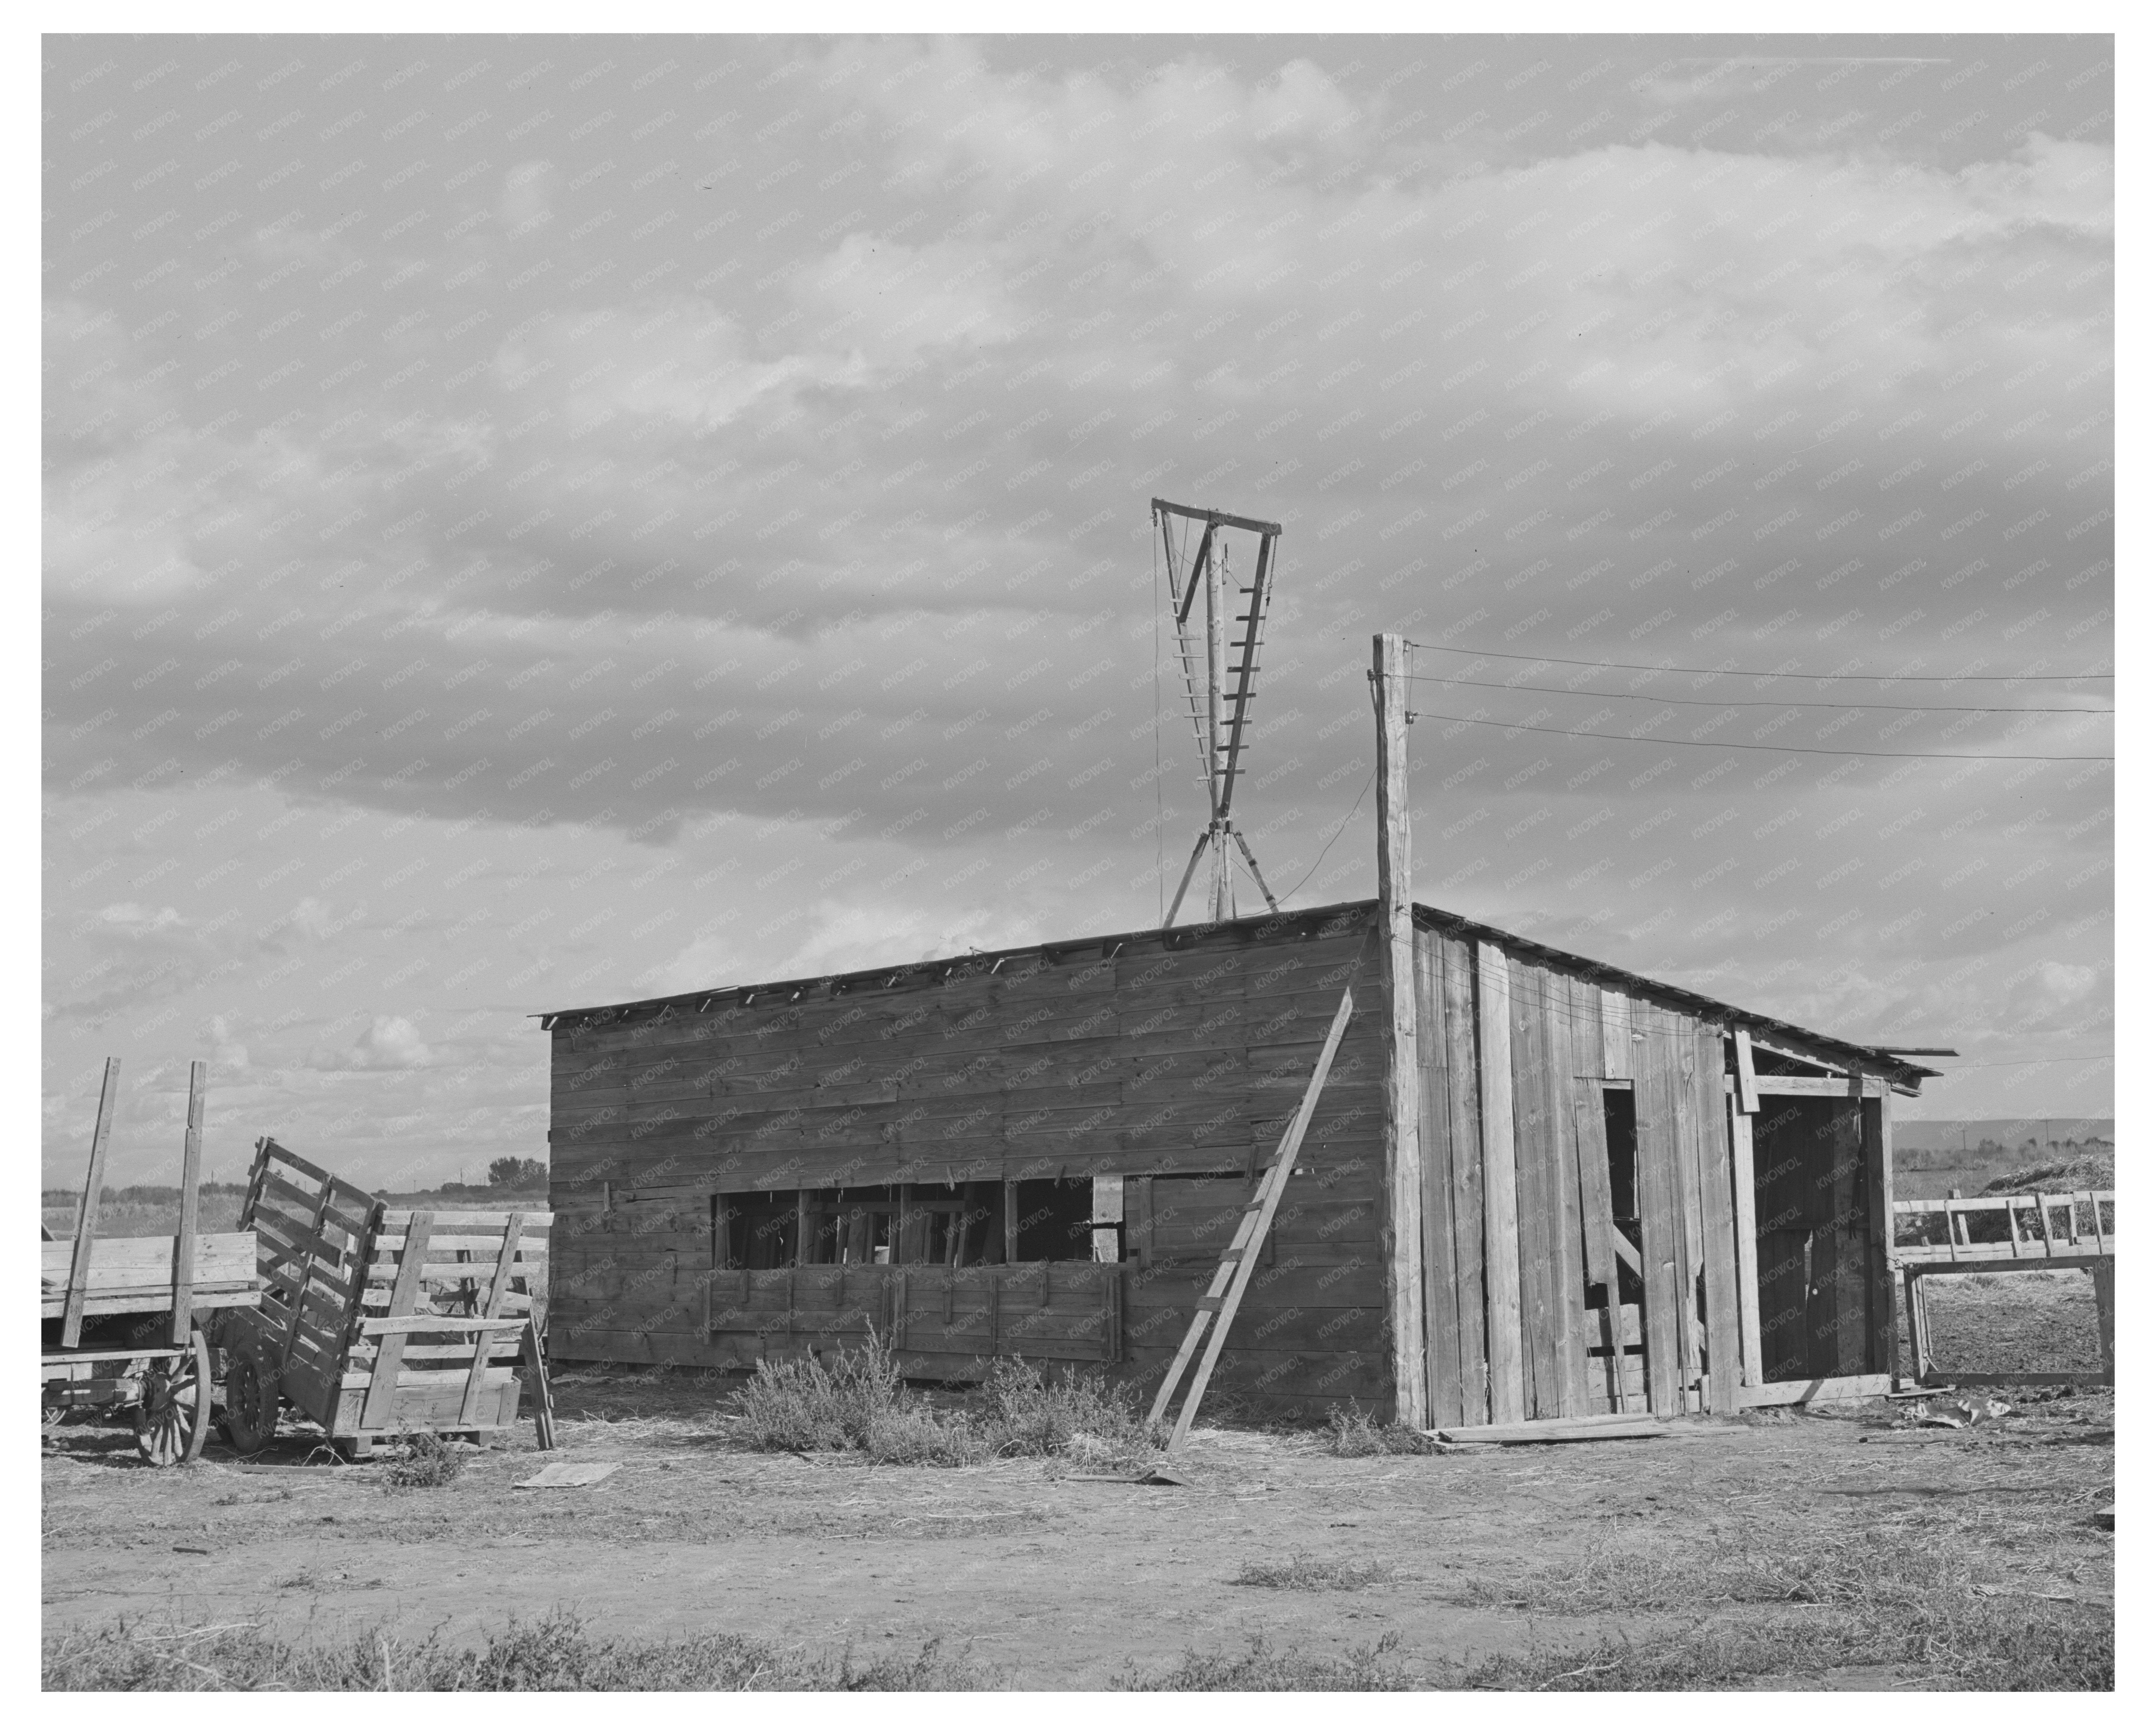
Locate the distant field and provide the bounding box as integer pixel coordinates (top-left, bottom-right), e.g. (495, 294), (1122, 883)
(1895, 1140), (2114, 1201)
(41, 1185), (550, 1242)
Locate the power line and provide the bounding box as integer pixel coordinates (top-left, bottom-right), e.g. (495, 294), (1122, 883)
(1406, 707), (2114, 763)
(1403, 673), (2112, 716)
(1935, 1053), (2113, 1070)
(1276, 768), (1376, 906)
(1406, 640), (2114, 684)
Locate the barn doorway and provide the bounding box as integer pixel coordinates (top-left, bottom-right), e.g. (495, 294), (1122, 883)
(1751, 1096), (1874, 1380)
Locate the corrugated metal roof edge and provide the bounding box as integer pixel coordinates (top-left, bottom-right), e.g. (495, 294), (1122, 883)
(535, 894), (1940, 1086)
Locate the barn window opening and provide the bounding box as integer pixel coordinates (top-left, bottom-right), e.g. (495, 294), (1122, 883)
(714, 1178), (1124, 1268)
(1011, 1177), (1096, 1263)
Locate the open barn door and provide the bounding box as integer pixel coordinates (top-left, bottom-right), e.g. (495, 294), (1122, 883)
(1751, 1094), (1876, 1382)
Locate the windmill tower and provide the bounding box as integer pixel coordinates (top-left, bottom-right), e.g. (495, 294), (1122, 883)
(1152, 497), (1283, 927)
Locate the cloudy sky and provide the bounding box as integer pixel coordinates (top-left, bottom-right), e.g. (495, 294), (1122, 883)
(42, 32), (2113, 1187)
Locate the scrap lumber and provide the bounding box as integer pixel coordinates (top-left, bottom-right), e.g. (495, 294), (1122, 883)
(515, 1462), (618, 1489)
(1430, 1413), (1668, 1445)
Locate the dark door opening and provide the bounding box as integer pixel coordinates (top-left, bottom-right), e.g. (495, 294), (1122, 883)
(1751, 1097), (1870, 1381)
(1602, 1087), (1644, 1308)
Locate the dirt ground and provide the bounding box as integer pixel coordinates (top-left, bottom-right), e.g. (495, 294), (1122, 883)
(43, 1278), (2113, 1690)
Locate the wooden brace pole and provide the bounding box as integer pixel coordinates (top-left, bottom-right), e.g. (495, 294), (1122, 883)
(61, 1058), (123, 1350)
(1373, 633), (1427, 1428)
(170, 1061), (207, 1347)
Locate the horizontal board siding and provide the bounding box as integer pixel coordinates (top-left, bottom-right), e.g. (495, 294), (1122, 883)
(545, 912), (1386, 1397)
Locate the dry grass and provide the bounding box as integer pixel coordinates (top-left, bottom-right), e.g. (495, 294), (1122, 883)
(1232, 1553), (1396, 1592)
(1115, 1632), (1417, 1691)
(731, 1333), (1163, 1467)
(1461, 1524), (1974, 1615)
(1452, 1524), (2112, 1690)
(1325, 1399), (1437, 1456)
(42, 1610), (995, 1691)
(1458, 1596), (2111, 1691)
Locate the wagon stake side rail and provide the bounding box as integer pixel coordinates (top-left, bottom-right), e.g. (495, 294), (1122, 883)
(212, 1136), (557, 1460)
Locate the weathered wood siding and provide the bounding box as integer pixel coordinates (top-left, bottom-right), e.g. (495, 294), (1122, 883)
(1411, 906), (1909, 1423)
(545, 904), (1391, 1418)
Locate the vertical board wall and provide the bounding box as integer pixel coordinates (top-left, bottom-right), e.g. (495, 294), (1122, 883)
(1412, 916), (1769, 1422)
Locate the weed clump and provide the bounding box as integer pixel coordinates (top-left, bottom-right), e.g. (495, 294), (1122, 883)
(1116, 1632), (1416, 1691)
(1232, 1553), (1395, 1592)
(381, 1431), (469, 1490)
(1325, 1400), (1437, 1456)
(732, 1333), (1161, 1467)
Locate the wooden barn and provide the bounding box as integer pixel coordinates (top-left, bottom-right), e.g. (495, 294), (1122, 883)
(539, 636), (1942, 1426)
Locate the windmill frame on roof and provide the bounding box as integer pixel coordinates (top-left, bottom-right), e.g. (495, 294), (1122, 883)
(1153, 497), (1282, 928)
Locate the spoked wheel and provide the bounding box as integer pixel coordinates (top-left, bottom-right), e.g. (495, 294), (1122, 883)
(222, 1342), (280, 1455)
(134, 1327), (213, 1467)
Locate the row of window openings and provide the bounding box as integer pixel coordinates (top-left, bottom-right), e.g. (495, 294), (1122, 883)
(716, 1177), (1121, 1271)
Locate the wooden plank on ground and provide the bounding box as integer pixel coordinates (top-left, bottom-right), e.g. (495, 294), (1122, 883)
(1693, 1025), (1742, 1415)
(1736, 1373), (1891, 1407)
(1476, 941), (1526, 1425)
(61, 1058), (123, 1349)
(1440, 934), (1487, 1423)
(1432, 1413), (1666, 1444)
(1414, 932), (1463, 1427)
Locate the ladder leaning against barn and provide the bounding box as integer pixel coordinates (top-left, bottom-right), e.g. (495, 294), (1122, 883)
(1146, 970), (1362, 1451)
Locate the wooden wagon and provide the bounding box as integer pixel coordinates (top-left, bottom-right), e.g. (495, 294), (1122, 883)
(211, 1136), (557, 1459)
(42, 1060), (260, 1465)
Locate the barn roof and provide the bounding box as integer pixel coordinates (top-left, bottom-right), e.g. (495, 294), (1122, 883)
(537, 895), (1943, 1088)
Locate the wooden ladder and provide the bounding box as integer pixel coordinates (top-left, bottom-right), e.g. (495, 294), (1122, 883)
(1146, 976), (1360, 1451)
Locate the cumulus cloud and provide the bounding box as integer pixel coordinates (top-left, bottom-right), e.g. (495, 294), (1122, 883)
(312, 1015), (433, 1072)
(2003, 960), (2099, 1025)
(39, 36), (2113, 1165)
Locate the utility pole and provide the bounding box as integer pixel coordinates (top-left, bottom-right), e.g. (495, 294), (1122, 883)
(1372, 632), (1427, 1428)
(1153, 498), (1283, 927)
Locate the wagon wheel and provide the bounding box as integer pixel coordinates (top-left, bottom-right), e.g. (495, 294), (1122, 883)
(133, 1327), (213, 1467)
(221, 1342), (281, 1455)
